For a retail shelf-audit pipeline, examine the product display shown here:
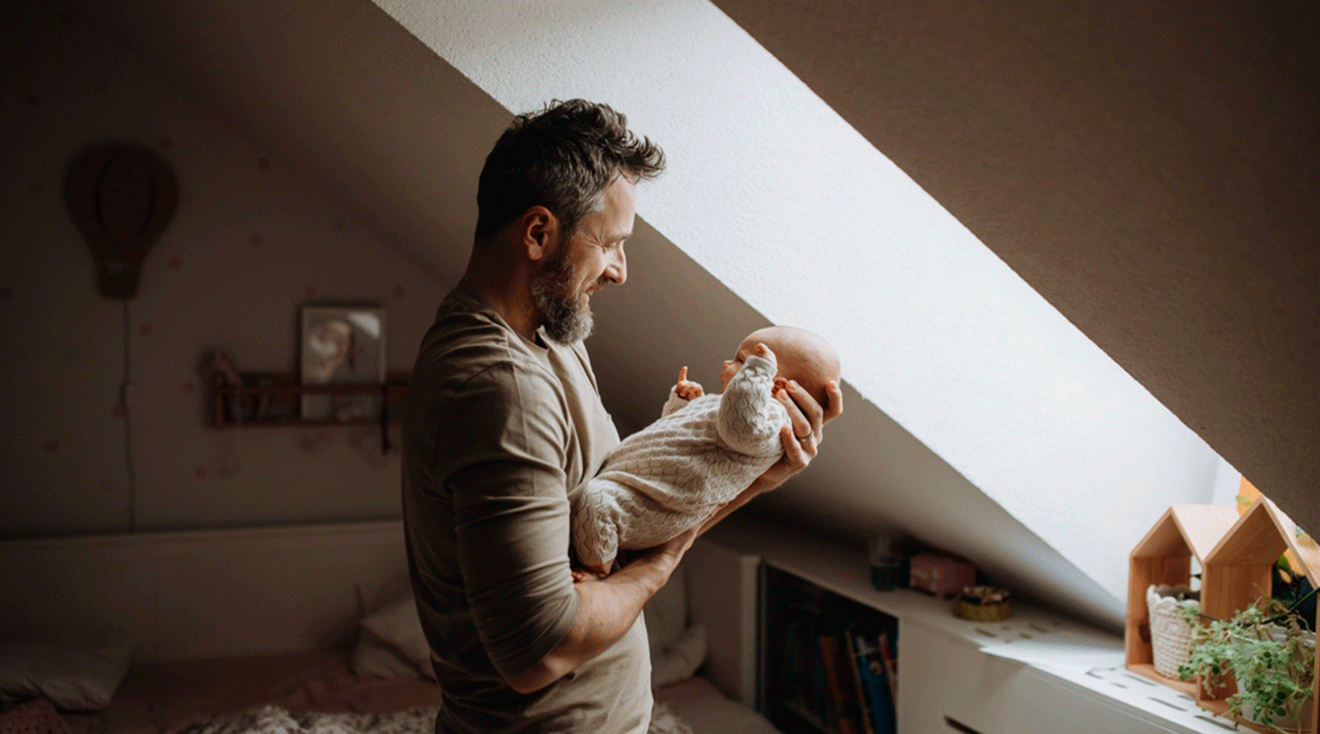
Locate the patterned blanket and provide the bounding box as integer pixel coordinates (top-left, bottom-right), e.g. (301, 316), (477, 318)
(176, 702), (696, 734)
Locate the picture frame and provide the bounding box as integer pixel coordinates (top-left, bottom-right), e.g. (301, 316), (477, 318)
(300, 304), (386, 421)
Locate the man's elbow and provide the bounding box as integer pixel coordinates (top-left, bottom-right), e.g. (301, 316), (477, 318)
(503, 658), (565, 694)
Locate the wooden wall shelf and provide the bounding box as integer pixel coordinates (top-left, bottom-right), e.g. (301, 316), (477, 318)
(1126, 504), (1239, 687)
(1127, 498), (1319, 733)
(211, 371), (410, 429)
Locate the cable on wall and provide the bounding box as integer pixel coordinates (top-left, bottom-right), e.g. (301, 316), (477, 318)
(121, 299), (137, 532)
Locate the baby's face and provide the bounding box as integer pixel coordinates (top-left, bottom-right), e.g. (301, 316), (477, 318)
(720, 333), (770, 392)
(720, 326), (838, 405)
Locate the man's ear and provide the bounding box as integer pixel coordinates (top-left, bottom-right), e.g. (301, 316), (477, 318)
(519, 206), (559, 262)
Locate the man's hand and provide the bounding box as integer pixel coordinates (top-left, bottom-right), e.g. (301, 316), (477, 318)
(645, 523), (701, 568)
(698, 378), (844, 535)
(675, 366), (703, 401)
(769, 376), (843, 480)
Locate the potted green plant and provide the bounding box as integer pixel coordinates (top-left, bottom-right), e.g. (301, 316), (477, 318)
(1179, 596), (1316, 732)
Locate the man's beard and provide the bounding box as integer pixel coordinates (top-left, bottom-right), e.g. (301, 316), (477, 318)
(531, 246), (594, 345)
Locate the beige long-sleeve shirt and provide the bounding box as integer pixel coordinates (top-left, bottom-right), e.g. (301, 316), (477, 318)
(402, 283), (650, 734)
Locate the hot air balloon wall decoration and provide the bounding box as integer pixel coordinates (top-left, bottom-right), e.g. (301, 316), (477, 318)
(64, 142), (178, 299)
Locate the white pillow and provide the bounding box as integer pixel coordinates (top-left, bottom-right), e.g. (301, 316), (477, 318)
(645, 564), (689, 653)
(353, 593), (435, 680)
(650, 622), (707, 688)
(643, 564), (708, 688)
(350, 629), (423, 679)
(0, 638), (134, 711)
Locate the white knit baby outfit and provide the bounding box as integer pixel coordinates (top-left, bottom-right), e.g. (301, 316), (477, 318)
(571, 354), (788, 568)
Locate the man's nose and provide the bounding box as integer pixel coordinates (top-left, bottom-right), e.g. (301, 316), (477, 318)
(605, 248), (626, 285)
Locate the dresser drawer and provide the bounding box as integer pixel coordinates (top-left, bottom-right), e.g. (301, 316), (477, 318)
(900, 622), (1175, 734)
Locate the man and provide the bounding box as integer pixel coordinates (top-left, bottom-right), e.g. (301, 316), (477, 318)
(402, 99), (842, 733)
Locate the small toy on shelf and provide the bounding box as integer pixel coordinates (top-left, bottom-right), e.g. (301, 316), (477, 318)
(909, 554), (976, 599)
(953, 585), (1012, 622)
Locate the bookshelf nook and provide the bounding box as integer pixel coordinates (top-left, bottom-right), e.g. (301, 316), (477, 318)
(763, 565), (899, 734)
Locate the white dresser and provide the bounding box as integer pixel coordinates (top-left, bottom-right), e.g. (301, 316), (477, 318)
(691, 514), (1237, 734)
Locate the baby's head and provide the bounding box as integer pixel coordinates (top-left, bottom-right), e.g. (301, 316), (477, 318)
(720, 325), (840, 406)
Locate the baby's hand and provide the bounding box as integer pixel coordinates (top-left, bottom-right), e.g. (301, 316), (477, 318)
(675, 366), (703, 401)
(572, 563), (613, 582)
(754, 343), (778, 369)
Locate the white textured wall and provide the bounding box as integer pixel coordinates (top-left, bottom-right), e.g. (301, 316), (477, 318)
(375, 0), (1224, 605)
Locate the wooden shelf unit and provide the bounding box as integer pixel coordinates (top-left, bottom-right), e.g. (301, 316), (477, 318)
(1125, 498), (1319, 733)
(1125, 504), (1239, 693)
(211, 370), (410, 429)
(1196, 496), (1320, 734)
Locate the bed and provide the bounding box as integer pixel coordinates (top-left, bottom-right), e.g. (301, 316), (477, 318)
(0, 521), (777, 734)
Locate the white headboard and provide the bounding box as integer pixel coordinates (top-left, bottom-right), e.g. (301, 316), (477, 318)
(0, 520), (409, 662)
(0, 518), (765, 696)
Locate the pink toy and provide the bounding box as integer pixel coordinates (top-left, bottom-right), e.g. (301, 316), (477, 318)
(908, 554), (976, 600)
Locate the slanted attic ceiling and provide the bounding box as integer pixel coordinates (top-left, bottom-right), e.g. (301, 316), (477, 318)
(710, 0), (1320, 538)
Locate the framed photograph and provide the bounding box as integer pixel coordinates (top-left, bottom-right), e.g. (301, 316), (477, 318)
(300, 305), (386, 420)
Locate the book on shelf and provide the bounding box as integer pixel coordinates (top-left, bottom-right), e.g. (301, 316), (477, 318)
(819, 632), (866, 734)
(850, 627), (897, 734)
(877, 629), (898, 701)
(842, 628), (877, 734)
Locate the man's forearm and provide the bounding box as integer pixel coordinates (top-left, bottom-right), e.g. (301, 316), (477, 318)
(503, 544), (679, 693)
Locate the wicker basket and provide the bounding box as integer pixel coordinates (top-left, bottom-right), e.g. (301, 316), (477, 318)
(1146, 584), (1198, 678)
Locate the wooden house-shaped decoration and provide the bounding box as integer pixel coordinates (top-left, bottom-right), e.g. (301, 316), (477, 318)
(1126, 504), (1240, 692)
(1196, 496), (1320, 732)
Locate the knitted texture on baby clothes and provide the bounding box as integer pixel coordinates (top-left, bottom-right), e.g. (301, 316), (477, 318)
(571, 355), (787, 567)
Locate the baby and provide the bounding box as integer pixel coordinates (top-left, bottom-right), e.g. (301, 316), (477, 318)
(571, 325), (841, 577)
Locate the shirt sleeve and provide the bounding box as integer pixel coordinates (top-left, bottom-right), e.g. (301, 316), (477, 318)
(437, 360), (581, 678)
(716, 354), (786, 457)
(661, 386), (690, 417)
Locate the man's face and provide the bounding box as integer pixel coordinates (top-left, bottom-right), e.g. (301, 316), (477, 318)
(533, 174), (637, 344)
